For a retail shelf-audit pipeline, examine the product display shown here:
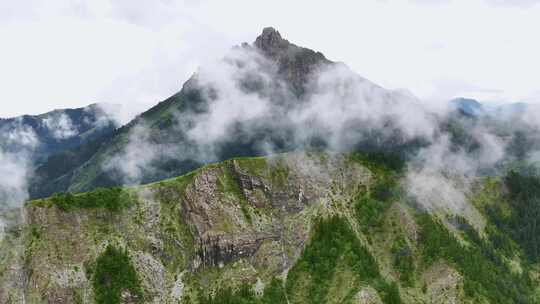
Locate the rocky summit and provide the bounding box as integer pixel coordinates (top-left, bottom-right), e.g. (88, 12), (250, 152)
(254, 27), (332, 94)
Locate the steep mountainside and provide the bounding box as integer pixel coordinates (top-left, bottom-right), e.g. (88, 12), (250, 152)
(31, 27), (428, 198)
(2, 152), (540, 303)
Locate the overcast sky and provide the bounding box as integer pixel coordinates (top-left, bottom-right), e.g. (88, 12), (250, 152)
(1, 0), (539, 118)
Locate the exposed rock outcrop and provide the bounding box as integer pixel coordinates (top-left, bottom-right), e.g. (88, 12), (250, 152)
(254, 27), (333, 95)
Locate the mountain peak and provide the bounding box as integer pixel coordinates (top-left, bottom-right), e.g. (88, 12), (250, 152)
(254, 27), (289, 56)
(260, 27), (282, 40)
(253, 27), (332, 95)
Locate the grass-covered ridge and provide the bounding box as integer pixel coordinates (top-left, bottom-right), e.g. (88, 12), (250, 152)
(30, 187), (137, 211)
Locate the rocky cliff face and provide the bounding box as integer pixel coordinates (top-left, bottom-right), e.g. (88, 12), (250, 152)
(1, 153), (369, 303)
(254, 27), (332, 95)
(2, 152), (535, 304)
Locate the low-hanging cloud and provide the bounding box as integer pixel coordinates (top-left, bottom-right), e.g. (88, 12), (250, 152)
(0, 122), (37, 239)
(104, 40), (540, 222)
(104, 125), (159, 185)
(42, 112), (78, 139)
(104, 44), (441, 184)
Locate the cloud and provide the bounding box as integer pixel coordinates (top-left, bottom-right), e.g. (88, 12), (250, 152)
(95, 103), (144, 127)
(2, 0), (540, 119)
(400, 109), (514, 219)
(404, 168), (469, 213)
(484, 0), (540, 7)
(0, 123), (37, 239)
(0, 150), (30, 240)
(103, 44), (443, 185)
(0, 151), (31, 208)
(0, 119), (39, 150)
(186, 49), (275, 147)
(294, 64), (437, 147)
(103, 125), (158, 185)
(42, 113), (78, 139)
(411, 0), (540, 7)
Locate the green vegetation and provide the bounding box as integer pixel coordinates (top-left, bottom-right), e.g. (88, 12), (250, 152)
(152, 170), (197, 195)
(355, 197), (392, 232)
(489, 170), (540, 262)
(235, 157), (268, 176)
(391, 236), (415, 286)
(268, 159), (290, 189)
(44, 187), (136, 211)
(349, 150), (402, 216)
(469, 178), (518, 257)
(193, 217), (402, 304)
(217, 164), (252, 224)
(29, 130), (116, 199)
(156, 181), (196, 272)
(374, 281), (401, 304)
(199, 284), (257, 304)
(92, 245), (143, 304)
(25, 152), (540, 304)
(198, 278), (287, 304)
(350, 151), (413, 292)
(261, 278), (288, 304)
(286, 216), (401, 304)
(417, 214), (535, 304)
(353, 153), (401, 232)
(347, 151), (405, 175)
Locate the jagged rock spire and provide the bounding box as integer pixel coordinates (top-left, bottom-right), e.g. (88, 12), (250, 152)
(254, 27), (289, 56)
(253, 27), (333, 95)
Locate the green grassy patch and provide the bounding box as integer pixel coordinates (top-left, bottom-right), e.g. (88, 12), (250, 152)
(235, 157), (269, 176)
(92, 245), (143, 304)
(268, 159), (290, 189)
(217, 164), (252, 224)
(353, 167), (400, 233)
(391, 236), (415, 286)
(34, 187), (137, 212)
(347, 151), (405, 175)
(355, 197), (392, 232)
(198, 278), (287, 304)
(152, 170), (197, 194)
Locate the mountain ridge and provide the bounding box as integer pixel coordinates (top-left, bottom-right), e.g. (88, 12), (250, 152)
(0, 103), (116, 162)
(3, 151), (540, 303)
(26, 27), (345, 198)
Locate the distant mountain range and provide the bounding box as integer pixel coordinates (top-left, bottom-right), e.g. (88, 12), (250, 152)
(450, 97), (532, 119)
(0, 104), (118, 200)
(0, 103), (116, 163)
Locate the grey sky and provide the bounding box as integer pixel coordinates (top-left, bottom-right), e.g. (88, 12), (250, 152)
(1, 0), (539, 117)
